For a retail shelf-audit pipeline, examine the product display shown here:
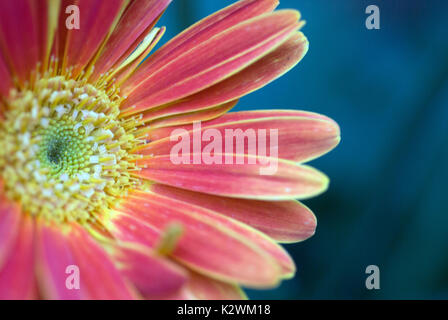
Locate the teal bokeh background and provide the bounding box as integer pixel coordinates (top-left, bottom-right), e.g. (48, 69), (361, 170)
(157, 0), (448, 299)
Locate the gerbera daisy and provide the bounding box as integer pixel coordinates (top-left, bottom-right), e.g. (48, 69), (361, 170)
(0, 0), (340, 300)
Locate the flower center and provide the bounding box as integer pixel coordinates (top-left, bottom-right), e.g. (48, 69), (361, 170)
(0, 74), (143, 223)
(37, 117), (90, 175)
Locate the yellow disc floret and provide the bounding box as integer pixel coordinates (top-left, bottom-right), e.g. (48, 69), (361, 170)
(0, 73), (142, 223)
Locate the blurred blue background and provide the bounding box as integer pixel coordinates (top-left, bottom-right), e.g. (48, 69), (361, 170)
(157, 0), (448, 299)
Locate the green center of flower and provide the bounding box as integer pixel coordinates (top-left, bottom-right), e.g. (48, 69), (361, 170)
(0, 74), (143, 223)
(37, 117), (90, 176)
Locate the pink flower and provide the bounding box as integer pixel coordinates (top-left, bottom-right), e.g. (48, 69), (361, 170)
(0, 0), (340, 299)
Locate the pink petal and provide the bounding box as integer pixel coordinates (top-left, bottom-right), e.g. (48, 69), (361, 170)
(0, 39), (12, 99)
(138, 31), (308, 121)
(35, 222), (82, 299)
(112, 193), (284, 287)
(160, 273), (246, 300)
(134, 155), (329, 200)
(0, 214), (35, 299)
(46, 223), (138, 299)
(114, 243), (188, 297)
(113, 27), (166, 86)
(185, 273), (247, 300)
(149, 184), (316, 243)
(146, 110), (335, 140)
(53, 0), (71, 61)
(107, 210), (160, 246)
(144, 186), (296, 276)
(32, 0), (58, 71)
(92, 0), (172, 80)
(61, 0), (126, 77)
(0, 197), (22, 270)
(122, 0), (279, 93)
(121, 10), (302, 115)
(0, 0), (40, 83)
(138, 110), (340, 163)
(140, 100), (238, 129)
